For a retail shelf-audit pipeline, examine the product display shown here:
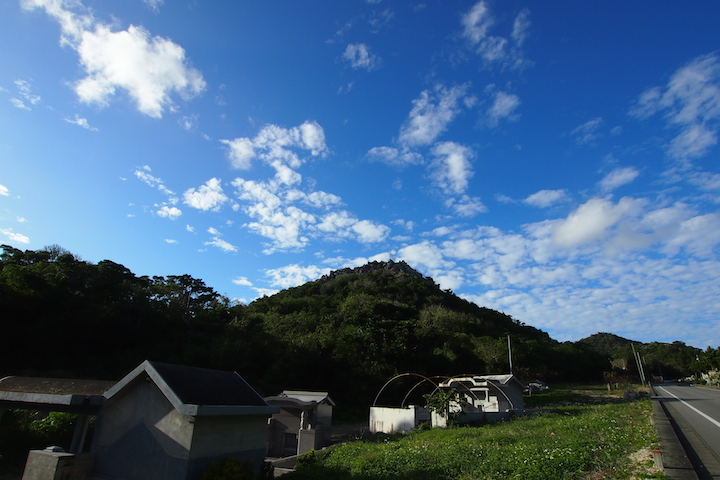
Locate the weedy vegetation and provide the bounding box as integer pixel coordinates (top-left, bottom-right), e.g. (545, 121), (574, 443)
(288, 388), (664, 480)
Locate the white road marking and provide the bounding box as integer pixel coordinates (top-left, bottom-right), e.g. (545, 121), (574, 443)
(656, 386), (720, 429)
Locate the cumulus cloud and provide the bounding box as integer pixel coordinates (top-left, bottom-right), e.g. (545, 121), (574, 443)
(343, 43), (380, 71)
(630, 52), (720, 162)
(523, 189), (568, 208)
(232, 276), (253, 286)
(156, 205), (182, 220)
(461, 2), (530, 70)
(599, 167), (640, 192)
(183, 178), (229, 212)
(445, 195), (487, 217)
(398, 84), (473, 148)
(552, 197), (644, 248)
(222, 121), (389, 253)
(221, 121), (327, 171)
(22, 0), (205, 118)
(265, 264), (333, 289)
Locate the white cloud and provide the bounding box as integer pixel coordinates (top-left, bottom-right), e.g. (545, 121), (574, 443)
(430, 141), (474, 195)
(0, 228), (30, 244)
(511, 8), (531, 47)
(64, 114), (97, 131)
(12, 79), (41, 110)
(523, 189), (568, 208)
(486, 91), (520, 126)
(398, 84), (473, 147)
(0, 184), (9, 196)
(461, 1), (530, 69)
(343, 43), (380, 71)
(222, 120), (327, 171)
(397, 240), (454, 272)
(164, 238), (177, 244)
(366, 146), (423, 168)
(264, 264), (332, 289)
(232, 276), (253, 286)
(445, 195), (487, 217)
(599, 167), (639, 192)
(205, 236), (238, 253)
(134, 167), (175, 197)
(23, 0), (205, 118)
(183, 178), (229, 212)
(10, 98), (31, 110)
(352, 220), (391, 243)
(630, 52), (720, 162)
(221, 138), (255, 170)
(143, 0), (163, 12)
(571, 117), (603, 145)
(157, 205), (182, 220)
(552, 197), (643, 248)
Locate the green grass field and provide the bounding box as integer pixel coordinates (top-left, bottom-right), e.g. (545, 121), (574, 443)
(287, 386), (663, 480)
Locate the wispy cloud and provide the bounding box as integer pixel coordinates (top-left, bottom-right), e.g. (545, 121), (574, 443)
(1, 228), (30, 244)
(599, 167), (640, 192)
(11, 79), (41, 110)
(64, 114), (97, 131)
(398, 84), (474, 148)
(630, 52), (720, 163)
(461, 2), (531, 70)
(343, 43), (380, 71)
(485, 90), (521, 127)
(523, 189), (568, 208)
(205, 236), (237, 253)
(571, 117), (604, 145)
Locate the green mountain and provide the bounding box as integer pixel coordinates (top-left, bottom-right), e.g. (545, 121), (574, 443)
(577, 332), (701, 381)
(0, 245), (637, 408)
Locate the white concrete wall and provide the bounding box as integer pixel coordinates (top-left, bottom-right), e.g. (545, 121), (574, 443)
(369, 406), (425, 433)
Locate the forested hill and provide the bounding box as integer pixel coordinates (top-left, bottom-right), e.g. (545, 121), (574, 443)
(577, 333), (702, 381)
(0, 245), (702, 408)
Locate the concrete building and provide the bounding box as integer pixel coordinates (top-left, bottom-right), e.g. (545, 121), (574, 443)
(265, 391), (334, 457)
(92, 361), (279, 480)
(433, 374), (525, 427)
(1, 361), (279, 480)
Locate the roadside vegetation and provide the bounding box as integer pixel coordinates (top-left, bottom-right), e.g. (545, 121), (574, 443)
(288, 386), (664, 480)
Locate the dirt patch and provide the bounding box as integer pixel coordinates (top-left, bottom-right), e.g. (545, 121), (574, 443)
(628, 446), (663, 479)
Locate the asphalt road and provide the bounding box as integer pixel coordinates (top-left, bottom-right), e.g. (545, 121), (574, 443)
(656, 384), (720, 479)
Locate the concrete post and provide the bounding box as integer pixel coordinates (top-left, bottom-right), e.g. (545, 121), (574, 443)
(69, 415), (90, 454)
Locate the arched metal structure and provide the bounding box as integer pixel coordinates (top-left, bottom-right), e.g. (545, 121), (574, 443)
(372, 373), (441, 407)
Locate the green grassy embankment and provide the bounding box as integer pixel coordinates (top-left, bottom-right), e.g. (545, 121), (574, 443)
(287, 385), (664, 480)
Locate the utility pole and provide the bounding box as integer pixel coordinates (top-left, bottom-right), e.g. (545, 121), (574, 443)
(631, 343), (647, 386)
(507, 335), (514, 374)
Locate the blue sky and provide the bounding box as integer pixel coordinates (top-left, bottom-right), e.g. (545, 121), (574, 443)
(2, 1), (720, 348)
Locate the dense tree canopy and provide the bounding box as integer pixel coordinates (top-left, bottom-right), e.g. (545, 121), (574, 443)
(1, 245), (705, 410)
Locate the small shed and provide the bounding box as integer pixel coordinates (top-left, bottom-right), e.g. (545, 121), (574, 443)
(264, 391), (334, 457)
(91, 360), (278, 480)
(434, 374), (525, 426)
